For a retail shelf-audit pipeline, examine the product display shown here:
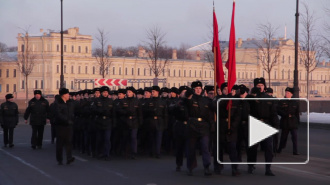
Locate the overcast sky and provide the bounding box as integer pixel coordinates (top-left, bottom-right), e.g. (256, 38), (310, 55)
(0, 0), (328, 49)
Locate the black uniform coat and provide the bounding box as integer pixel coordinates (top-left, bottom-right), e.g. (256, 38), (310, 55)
(93, 96), (114, 130)
(252, 92), (279, 128)
(0, 101), (19, 128)
(24, 97), (50, 125)
(146, 97), (168, 131)
(117, 97), (143, 129)
(54, 98), (75, 126)
(277, 99), (300, 130)
(185, 94), (212, 137)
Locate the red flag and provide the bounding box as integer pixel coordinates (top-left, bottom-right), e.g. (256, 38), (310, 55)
(212, 7), (225, 87)
(226, 0), (236, 94)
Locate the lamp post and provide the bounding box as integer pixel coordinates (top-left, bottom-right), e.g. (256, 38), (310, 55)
(60, 0), (64, 88)
(293, 0), (299, 98)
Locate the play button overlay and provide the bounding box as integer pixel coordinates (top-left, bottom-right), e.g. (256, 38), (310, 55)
(217, 97), (309, 165)
(249, 116), (278, 147)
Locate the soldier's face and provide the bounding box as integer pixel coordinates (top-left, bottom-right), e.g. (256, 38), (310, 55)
(207, 91), (215, 99)
(112, 95), (118, 100)
(144, 91), (151, 98)
(84, 93), (89, 98)
(162, 92), (168, 97)
(94, 91), (101, 98)
(170, 92), (176, 98)
(137, 94), (143, 99)
(127, 90), (134, 98)
(194, 87), (202, 95)
(72, 96), (77, 100)
(102, 91), (109, 97)
(35, 94), (41, 100)
(62, 93), (70, 101)
(257, 84), (265, 92)
(118, 93), (125, 99)
(285, 91), (293, 98)
(240, 92), (248, 98)
(217, 89), (222, 96)
(222, 87), (228, 95)
(76, 95), (81, 101)
(152, 90), (159, 97)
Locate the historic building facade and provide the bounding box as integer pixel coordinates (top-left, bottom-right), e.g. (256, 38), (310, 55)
(0, 27), (329, 99)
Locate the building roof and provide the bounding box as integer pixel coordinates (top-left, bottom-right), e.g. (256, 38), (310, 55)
(0, 52), (17, 62)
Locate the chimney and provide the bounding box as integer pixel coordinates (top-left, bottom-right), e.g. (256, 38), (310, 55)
(40, 29), (43, 33)
(196, 50), (200, 61)
(107, 45), (112, 56)
(74, 27), (79, 34)
(238, 38), (243, 48)
(172, 49), (177, 60)
(138, 46), (145, 58)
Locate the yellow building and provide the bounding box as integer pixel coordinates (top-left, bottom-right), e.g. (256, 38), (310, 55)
(0, 27), (329, 99)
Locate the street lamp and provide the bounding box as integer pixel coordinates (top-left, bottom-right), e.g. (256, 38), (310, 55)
(60, 0), (64, 88)
(293, 0), (299, 98)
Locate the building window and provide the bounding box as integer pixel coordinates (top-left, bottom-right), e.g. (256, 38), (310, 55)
(282, 70), (284, 79)
(21, 44), (25, 52)
(35, 80), (38, 89)
(85, 66), (88, 74)
(288, 69), (291, 80)
(200, 70), (202, 77)
(125, 68), (128, 75)
(300, 71), (302, 80)
(168, 69), (170, 76)
(22, 80), (25, 89)
(13, 69), (16, 77)
(242, 72), (244, 79)
(106, 67), (109, 75)
(71, 81), (74, 89)
(131, 68), (134, 75)
(288, 56), (291, 64)
(41, 80), (43, 89)
(78, 46), (81, 53)
(6, 69), (9, 77)
(64, 81), (67, 88)
(262, 71), (264, 77)
(71, 45), (74, 53)
(184, 70), (186, 77)
(57, 44), (60, 52)
(179, 70), (181, 77)
(77, 66), (80, 74)
(113, 67), (115, 75)
(195, 70), (197, 77)
(0, 69), (2, 77)
(238, 72), (240, 79)
(250, 72), (252, 79)
(6, 84), (9, 92)
(13, 84), (16, 92)
(144, 68), (146, 76)
(85, 46), (88, 53)
(282, 55), (285, 63)
(274, 71), (277, 79)
(99, 67), (102, 75)
(64, 45), (67, 52)
(64, 65), (67, 73)
(209, 71), (211, 78)
(70, 66), (73, 74)
(162, 69), (165, 76)
(174, 70), (176, 77)
(138, 68), (140, 75)
(119, 67), (122, 75)
(57, 65), (59, 73)
(93, 67), (95, 74)
(150, 69), (152, 76)
(190, 70), (192, 77)
(205, 71), (206, 78)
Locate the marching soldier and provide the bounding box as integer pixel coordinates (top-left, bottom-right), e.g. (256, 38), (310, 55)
(136, 88), (144, 99)
(112, 88), (126, 156)
(54, 88), (75, 165)
(0, 94), (19, 148)
(173, 86), (189, 171)
(277, 87), (300, 155)
(93, 86), (114, 160)
(248, 78), (278, 176)
(146, 86), (168, 158)
(185, 81), (212, 176)
(138, 87), (152, 154)
(24, 90), (50, 149)
(118, 87), (143, 159)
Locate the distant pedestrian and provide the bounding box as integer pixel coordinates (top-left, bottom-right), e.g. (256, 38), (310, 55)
(0, 94), (19, 148)
(24, 90), (50, 149)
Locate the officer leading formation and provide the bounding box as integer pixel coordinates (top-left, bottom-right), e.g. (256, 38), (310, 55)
(1, 78), (301, 177)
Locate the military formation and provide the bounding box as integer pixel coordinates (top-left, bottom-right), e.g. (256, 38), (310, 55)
(0, 77), (301, 177)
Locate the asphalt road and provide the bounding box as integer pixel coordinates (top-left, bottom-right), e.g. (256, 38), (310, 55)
(0, 120), (329, 185)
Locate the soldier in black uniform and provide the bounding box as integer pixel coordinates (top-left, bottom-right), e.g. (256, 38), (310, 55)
(24, 90), (50, 149)
(49, 95), (60, 144)
(164, 87), (179, 154)
(185, 81), (212, 176)
(112, 88), (126, 156)
(248, 78), (278, 176)
(118, 86), (142, 159)
(54, 88), (75, 165)
(138, 87), (152, 154)
(146, 86), (168, 158)
(136, 88), (144, 100)
(173, 86), (189, 171)
(93, 86), (114, 160)
(0, 94), (19, 148)
(277, 87), (300, 155)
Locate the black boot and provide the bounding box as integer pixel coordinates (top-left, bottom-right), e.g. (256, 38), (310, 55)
(204, 167), (212, 176)
(265, 170), (275, 176)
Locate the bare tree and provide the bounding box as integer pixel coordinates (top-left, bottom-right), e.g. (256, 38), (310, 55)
(0, 42), (7, 52)
(321, 7), (330, 58)
(16, 27), (36, 105)
(94, 28), (112, 78)
(300, 3), (323, 99)
(253, 22), (281, 88)
(144, 25), (170, 84)
(176, 43), (191, 59)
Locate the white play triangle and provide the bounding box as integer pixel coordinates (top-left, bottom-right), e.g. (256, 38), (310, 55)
(249, 115), (279, 147)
